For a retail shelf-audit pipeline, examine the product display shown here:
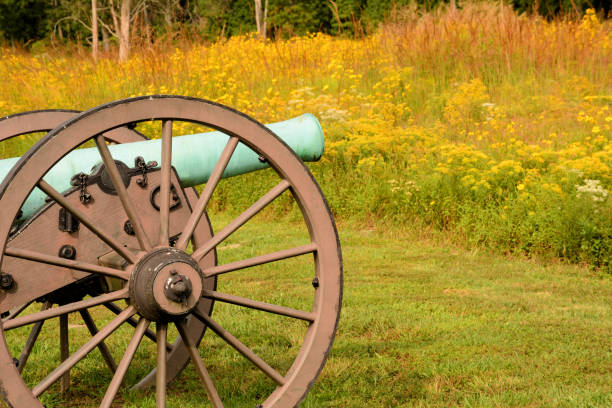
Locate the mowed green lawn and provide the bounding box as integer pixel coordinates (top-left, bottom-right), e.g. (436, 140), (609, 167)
(2, 214), (611, 407)
(310, 225), (611, 407)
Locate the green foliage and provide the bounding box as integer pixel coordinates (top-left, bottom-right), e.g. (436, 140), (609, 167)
(1, 0), (609, 45)
(189, 0), (233, 38)
(0, 0), (52, 42)
(268, 0), (333, 36)
(511, 0), (611, 17)
(221, 0), (257, 36)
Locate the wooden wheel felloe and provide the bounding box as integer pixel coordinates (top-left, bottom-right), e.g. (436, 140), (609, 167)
(0, 110), (79, 141)
(0, 96), (342, 407)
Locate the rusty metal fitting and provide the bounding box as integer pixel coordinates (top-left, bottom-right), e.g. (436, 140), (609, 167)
(58, 245), (77, 260)
(0, 273), (15, 290)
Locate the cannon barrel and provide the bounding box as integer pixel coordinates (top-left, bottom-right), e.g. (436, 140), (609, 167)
(0, 113), (325, 220)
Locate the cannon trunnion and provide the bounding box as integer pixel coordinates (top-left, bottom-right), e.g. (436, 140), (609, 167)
(0, 97), (342, 408)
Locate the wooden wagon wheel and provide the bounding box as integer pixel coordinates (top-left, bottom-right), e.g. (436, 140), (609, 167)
(0, 108), (217, 398)
(0, 96), (342, 407)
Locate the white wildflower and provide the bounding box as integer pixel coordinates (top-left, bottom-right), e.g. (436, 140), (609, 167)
(576, 179), (608, 202)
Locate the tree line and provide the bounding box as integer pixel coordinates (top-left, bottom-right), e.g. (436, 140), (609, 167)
(0, 0), (609, 55)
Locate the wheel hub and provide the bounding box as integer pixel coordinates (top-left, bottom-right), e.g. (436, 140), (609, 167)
(129, 248), (203, 321)
(164, 270), (193, 303)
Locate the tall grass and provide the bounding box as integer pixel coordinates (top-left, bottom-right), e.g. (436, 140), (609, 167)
(0, 2), (610, 270)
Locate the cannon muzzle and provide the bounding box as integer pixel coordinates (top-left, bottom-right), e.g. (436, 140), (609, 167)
(0, 113), (325, 220)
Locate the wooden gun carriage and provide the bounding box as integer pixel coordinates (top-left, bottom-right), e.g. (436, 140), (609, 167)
(0, 96), (342, 408)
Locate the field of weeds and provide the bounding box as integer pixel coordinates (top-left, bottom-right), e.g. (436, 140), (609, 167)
(0, 3), (611, 270)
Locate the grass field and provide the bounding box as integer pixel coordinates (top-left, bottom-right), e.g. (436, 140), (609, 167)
(1, 215), (611, 407)
(317, 223), (611, 407)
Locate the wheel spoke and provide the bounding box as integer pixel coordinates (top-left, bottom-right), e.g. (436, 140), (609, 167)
(17, 301), (51, 373)
(159, 120), (173, 246)
(59, 314), (70, 393)
(95, 134), (152, 251)
(103, 302), (173, 352)
(2, 300), (34, 322)
(37, 180), (137, 264)
(5, 247), (130, 280)
(100, 317), (149, 408)
(176, 136), (239, 251)
(32, 306), (136, 397)
(4, 289), (128, 331)
(192, 310), (285, 385)
(79, 309), (117, 373)
(176, 320), (224, 408)
(201, 290), (315, 322)
(156, 321), (167, 408)
(191, 179), (291, 261)
(204, 243), (317, 278)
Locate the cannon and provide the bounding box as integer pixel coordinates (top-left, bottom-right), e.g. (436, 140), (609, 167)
(0, 96), (342, 408)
